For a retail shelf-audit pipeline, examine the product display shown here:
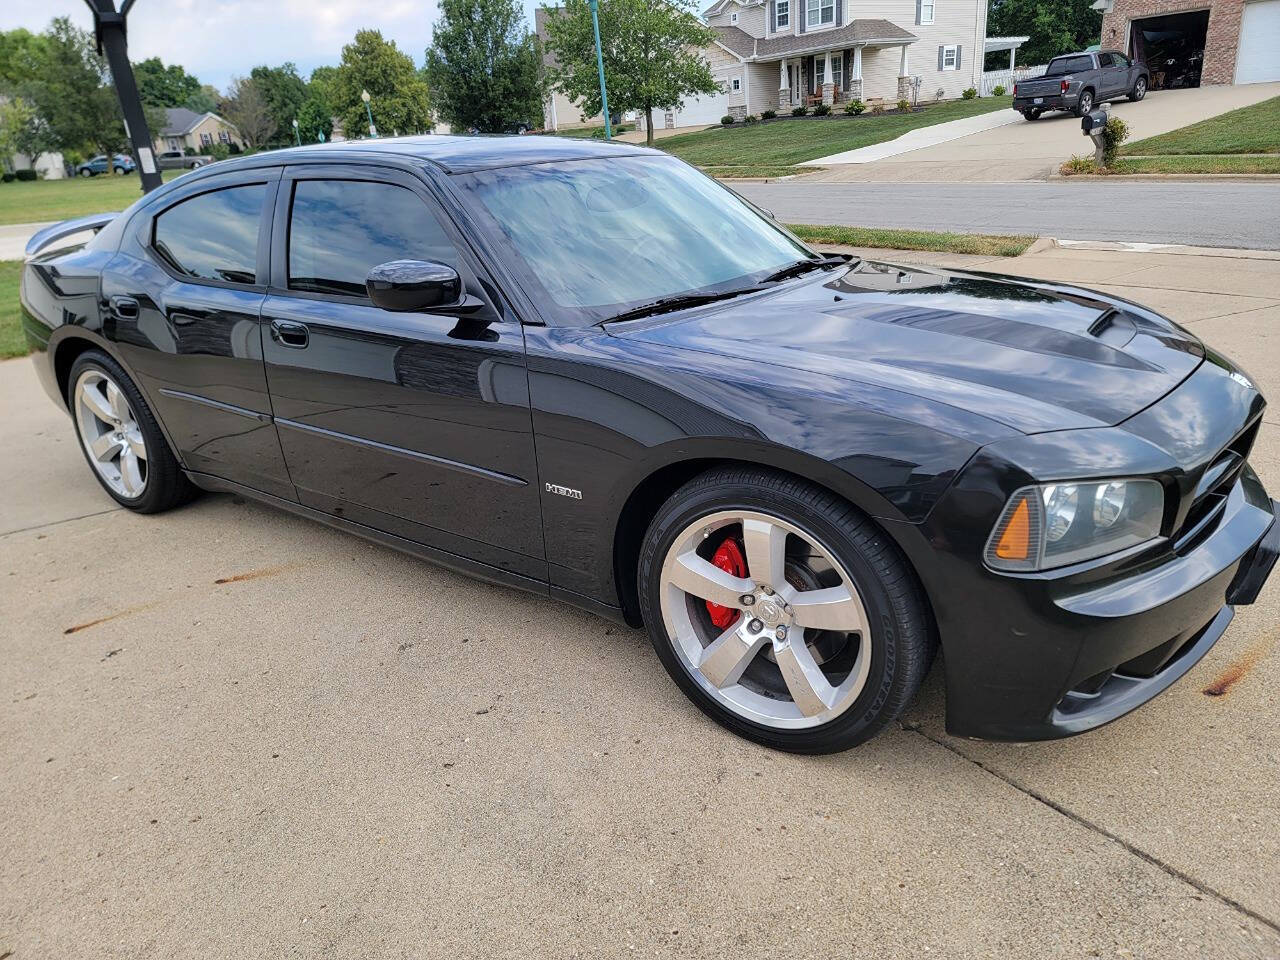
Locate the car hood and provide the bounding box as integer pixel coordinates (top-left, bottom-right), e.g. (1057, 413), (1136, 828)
(608, 259), (1204, 435)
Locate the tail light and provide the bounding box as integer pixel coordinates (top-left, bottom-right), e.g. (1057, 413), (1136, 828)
(1061, 79), (1070, 94)
(1013, 83), (1018, 96)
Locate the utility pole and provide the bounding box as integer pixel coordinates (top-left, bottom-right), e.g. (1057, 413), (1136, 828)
(83, 0), (162, 193)
(588, 0), (612, 139)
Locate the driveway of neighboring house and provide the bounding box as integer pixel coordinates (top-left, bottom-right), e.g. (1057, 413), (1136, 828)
(807, 82), (1280, 181)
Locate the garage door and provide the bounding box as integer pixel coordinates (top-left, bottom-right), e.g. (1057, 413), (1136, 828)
(1237, 0), (1280, 84)
(671, 89), (728, 128)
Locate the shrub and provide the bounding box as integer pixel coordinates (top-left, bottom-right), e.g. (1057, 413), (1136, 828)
(897, 99), (910, 112)
(721, 114), (735, 126)
(844, 99), (864, 115)
(813, 103), (831, 116)
(761, 109), (776, 120)
(870, 102), (885, 114)
(791, 105), (808, 117)
(1, 172), (14, 183)
(15, 169), (37, 181)
(935, 87), (946, 101)
(962, 87), (977, 99)
(992, 84), (1006, 97)
(1061, 154), (1101, 175)
(1101, 114), (1130, 167)
(744, 114), (759, 124)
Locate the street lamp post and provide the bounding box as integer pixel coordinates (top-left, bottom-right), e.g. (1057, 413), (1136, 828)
(361, 89), (377, 138)
(292, 117), (300, 146)
(587, 0), (612, 140)
(82, 0), (162, 192)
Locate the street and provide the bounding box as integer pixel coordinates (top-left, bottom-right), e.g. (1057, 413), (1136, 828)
(3, 242), (1278, 958)
(740, 180), (1280, 249)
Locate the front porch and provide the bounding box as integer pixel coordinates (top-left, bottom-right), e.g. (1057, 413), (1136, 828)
(772, 43), (916, 109)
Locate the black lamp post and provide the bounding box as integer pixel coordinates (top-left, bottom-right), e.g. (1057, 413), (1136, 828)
(82, 0), (163, 193)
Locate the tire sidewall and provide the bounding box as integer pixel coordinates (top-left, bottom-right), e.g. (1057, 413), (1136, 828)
(638, 479), (911, 753)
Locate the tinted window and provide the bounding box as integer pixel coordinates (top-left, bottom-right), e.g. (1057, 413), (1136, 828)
(1097, 53), (1115, 67)
(288, 179), (457, 297)
(1046, 55), (1095, 75)
(153, 184), (265, 284)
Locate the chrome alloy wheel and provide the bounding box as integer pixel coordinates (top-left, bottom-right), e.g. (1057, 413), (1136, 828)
(74, 369), (147, 498)
(658, 510), (872, 730)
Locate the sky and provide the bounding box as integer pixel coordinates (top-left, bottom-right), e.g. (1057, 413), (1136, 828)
(2, 0), (544, 92)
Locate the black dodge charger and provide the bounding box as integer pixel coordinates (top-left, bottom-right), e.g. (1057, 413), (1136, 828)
(19, 137), (1279, 753)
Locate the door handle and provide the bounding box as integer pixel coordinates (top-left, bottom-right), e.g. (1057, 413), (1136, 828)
(270, 319), (309, 348)
(108, 295), (139, 320)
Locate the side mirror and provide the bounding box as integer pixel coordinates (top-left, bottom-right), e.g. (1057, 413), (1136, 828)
(366, 259), (464, 312)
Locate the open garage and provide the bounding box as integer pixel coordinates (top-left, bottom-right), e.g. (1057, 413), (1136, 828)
(1130, 9), (1209, 89)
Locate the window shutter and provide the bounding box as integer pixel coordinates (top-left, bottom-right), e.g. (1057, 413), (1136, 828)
(799, 2), (805, 32)
(938, 46), (945, 71)
(916, 0), (923, 25)
(844, 50), (851, 88)
(955, 46), (962, 70)
(836, 0), (842, 26)
(769, 0), (775, 31)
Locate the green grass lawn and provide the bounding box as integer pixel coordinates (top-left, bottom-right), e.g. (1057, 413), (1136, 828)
(788, 223), (1034, 257)
(658, 97), (1011, 170)
(1114, 154), (1280, 175)
(1, 261), (26, 359)
(1121, 96), (1280, 156)
(0, 170), (185, 226)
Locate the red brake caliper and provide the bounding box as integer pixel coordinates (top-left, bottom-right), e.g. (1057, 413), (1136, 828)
(706, 537), (748, 629)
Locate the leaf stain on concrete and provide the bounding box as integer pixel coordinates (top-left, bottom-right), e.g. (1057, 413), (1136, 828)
(64, 604), (155, 635)
(1203, 641), (1271, 698)
(214, 563), (299, 585)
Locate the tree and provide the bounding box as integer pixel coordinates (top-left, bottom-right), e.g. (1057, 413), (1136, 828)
(133, 56), (202, 108)
(184, 84), (221, 114)
(296, 95), (333, 143)
(426, 0), (545, 133)
(0, 96), (55, 165)
(986, 0), (1101, 68)
(544, 0), (718, 146)
(221, 75), (273, 149)
(249, 62), (308, 147)
(332, 30), (433, 138)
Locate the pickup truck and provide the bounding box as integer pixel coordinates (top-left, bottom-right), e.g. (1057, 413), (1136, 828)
(1013, 51), (1148, 121)
(155, 150), (213, 171)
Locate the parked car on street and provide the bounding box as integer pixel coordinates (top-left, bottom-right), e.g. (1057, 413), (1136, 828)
(75, 153), (135, 177)
(19, 137), (1278, 753)
(1013, 50), (1149, 120)
(155, 150), (212, 170)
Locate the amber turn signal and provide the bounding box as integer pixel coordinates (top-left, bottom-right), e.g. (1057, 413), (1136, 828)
(994, 496), (1032, 560)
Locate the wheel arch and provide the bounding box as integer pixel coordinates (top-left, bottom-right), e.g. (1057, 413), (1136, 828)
(610, 446), (937, 631)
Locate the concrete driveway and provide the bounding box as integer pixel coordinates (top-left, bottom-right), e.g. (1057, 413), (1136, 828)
(3, 243), (1279, 957)
(807, 82), (1280, 181)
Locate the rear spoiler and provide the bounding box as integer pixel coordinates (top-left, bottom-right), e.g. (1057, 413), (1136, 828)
(24, 211), (119, 259)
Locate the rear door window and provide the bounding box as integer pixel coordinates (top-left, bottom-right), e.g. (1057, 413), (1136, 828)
(1046, 56), (1094, 75)
(152, 184), (266, 284)
(286, 179), (458, 298)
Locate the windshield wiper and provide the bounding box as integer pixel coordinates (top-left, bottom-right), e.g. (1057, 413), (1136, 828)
(759, 253), (849, 285)
(606, 288), (761, 324)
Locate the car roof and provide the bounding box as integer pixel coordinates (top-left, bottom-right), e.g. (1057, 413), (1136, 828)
(204, 134), (661, 176)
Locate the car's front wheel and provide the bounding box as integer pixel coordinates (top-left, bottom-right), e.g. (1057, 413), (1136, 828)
(79, 168), (92, 177)
(68, 350), (196, 514)
(638, 467), (936, 753)
(1129, 77), (1147, 102)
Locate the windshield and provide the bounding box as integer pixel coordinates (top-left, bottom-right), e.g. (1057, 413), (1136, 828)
(1045, 55), (1093, 76)
(456, 154), (814, 325)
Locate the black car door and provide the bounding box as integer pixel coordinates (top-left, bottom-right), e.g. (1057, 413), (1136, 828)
(259, 163), (545, 580)
(101, 167), (295, 500)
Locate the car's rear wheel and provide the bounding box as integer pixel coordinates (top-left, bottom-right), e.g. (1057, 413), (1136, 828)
(1075, 89), (1095, 117)
(638, 467), (936, 753)
(113, 165), (125, 175)
(68, 351), (196, 514)
(1129, 77), (1147, 102)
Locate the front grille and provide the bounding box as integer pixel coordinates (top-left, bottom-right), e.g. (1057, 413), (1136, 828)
(1174, 419), (1261, 549)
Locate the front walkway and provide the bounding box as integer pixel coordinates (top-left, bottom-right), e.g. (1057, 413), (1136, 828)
(804, 82), (1280, 182)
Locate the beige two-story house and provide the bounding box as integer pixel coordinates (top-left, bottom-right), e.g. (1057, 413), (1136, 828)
(704, 0), (990, 117)
(153, 108), (244, 154)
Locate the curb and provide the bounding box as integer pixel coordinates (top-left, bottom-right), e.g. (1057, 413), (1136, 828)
(1052, 172), (1280, 183)
(1020, 236), (1058, 256)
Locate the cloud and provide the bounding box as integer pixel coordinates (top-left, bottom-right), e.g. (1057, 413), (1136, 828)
(2, 0), (543, 92)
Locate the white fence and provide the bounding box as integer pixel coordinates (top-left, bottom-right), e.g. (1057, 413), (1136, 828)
(981, 65), (1045, 96)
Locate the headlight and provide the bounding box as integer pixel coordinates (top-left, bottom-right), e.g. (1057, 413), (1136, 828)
(985, 479), (1164, 572)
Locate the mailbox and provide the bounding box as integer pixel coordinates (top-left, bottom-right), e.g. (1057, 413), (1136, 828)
(1081, 107), (1109, 134)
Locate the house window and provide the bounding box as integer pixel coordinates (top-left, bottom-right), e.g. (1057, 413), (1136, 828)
(200, 132), (213, 146)
(941, 45), (959, 70)
(813, 54), (842, 87)
(918, 0), (935, 24)
(730, 11), (738, 23)
(167, 138), (180, 151)
(806, 0), (834, 27)
(218, 130), (230, 144)
(775, 0), (789, 29)
(831, 53), (843, 88)
(731, 76), (742, 91)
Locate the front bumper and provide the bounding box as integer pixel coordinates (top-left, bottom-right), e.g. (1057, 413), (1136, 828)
(936, 472), (1275, 741)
